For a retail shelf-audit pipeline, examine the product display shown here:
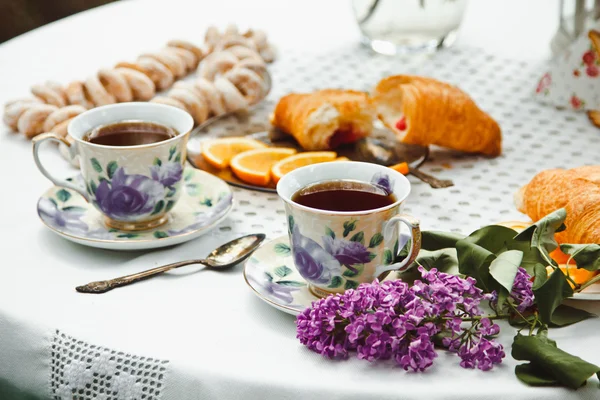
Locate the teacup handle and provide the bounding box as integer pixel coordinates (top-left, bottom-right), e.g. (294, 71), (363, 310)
(32, 132), (88, 200)
(376, 215), (421, 276)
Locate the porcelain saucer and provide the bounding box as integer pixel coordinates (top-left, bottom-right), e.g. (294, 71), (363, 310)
(37, 167), (233, 250)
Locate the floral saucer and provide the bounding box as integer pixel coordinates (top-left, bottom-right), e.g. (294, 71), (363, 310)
(37, 167), (233, 250)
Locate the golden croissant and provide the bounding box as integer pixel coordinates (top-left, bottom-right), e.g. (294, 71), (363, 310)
(515, 166), (600, 244)
(371, 75), (502, 156)
(270, 89), (376, 150)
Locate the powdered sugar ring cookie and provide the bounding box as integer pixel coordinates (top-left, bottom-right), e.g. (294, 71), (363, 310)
(213, 37), (257, 53)
(135, 57), (174, 91)
(140, 51), (186, 79)
(150, 96), (187, 111)
(43, 105), (87, 133)
(165, 47), (198, 72)
(31, 83), (66, 107)
(205, 26), (221, 52)
(97, 68), (133, 103)
(213, 76), (247, 112)
(225, 45), (263, 62)
(50, 118), (72, 138)
(168, 88), (208, 125)
(167, 40), (204, 63)
(3, 99), (42, 129)
(224, 67), (265, 104)
(115, 68), (156, 101)
(235, 58), (268, 79)
(259, 46), (276, 63)
(244, 29), (268, 50)
(65, 81), (93, 109)
(198, 51), (239, 80)
(224, 24), (239, 37)
(17, 104), (58, 138)
(192, 78), (226, 116)
(84, 76), (116, 107)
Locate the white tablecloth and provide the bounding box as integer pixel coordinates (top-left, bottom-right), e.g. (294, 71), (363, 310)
(2, 1), (600, 399)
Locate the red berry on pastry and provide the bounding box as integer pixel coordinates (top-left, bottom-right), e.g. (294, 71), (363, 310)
(586, 65), (599, 77)
(395, 117), (407, 131)
(583, 50), (596, 66)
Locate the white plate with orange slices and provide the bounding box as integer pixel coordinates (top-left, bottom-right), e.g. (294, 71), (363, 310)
(186, 121), (428, 192)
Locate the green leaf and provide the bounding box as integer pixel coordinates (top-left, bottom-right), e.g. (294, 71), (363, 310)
(393, 239), (400, 257)
(533, 267), (573, 325)
(274, 265), (292, 278)
(274, 243), (291, 255)
(550, 304), (596, 327)
(168, 146), (177, 161)
(343, 264), (364, 278)
(505, 239), (547, 276)
(287, 215), (294, 233)
(49, 198), (58, 207)
(532, 263), (548, 290)
(328, 276), (343, 288)
(512, 330), (600, 389)
(200, 198), (213, 207)
(369, 233), (384, 248)
(514, 208), (566, 253)
(343, 220), (357, 237)
(560, 244), (600, 271)
(276, 280), (305, 287)
(349, 231), (364, 244)
(456, 239), (495, 292)
(383, 249), (393, 265)
(463, 225), (518, 254)
(117, 233), (139, 238)
(174, 153), (181, 162)
(184, 169), (193, 181)
(421, 231), (465, 251)
(90, 158), (102, 173)
(166, 188), (177, 198)
(325, 227), (335, 239)
(368, 253), (377, 261)
(106, 161), (118, 179)
(98, 176), (109, 185)
(165, 200), (175, 212)
(489, 249), (522, 292)
(186, 183), (201, 196)
(61, 206), (86, 212)
(56, 189), (71, 203)
(151, 200), (165, 215)
(153, 157), (162, 166)
(411, 248), (459, 275)
(153, 231), (168, 239)
(89, 181), (98, 195)
(345, 280), (359, 290)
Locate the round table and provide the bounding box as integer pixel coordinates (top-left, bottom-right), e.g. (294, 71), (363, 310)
(2, 1), (600, 399)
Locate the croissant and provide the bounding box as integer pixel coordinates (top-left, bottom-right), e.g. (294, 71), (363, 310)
(514, 166), (600, 243)
(371, 75), (502, 156)
(270, 89), (376, 151)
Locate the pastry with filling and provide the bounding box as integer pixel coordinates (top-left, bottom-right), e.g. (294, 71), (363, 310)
(371, 75), (502, 156)
(270, 89), (375, 150)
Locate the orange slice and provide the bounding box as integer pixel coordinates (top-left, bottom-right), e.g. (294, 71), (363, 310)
(230, 148), (297, 186)
(547, 265), (597, 287)
(202, 137), (267, 169)
(389, 162), (409, 175)
(270, 151), (338, 184)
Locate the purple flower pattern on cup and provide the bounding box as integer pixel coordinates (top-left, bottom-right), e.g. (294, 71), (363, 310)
(291, 225), (340, 285)
(371, 172), (394, 195)
(247, 270), (301, 305)
(322, 236), (372, 273)
(94, 167), (164, 220)
(151, 162), (183, 188)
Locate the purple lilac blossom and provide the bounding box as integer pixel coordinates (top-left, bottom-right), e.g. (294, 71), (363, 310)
(247, 270), (300, 304)
(291, 225), (340, 284)
(296, 267), (505, 372)
(95, 167), (164, 220)
(150, 162), (183, 187)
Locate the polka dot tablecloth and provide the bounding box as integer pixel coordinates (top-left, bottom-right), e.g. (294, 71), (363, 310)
(208, 44), (598, 239)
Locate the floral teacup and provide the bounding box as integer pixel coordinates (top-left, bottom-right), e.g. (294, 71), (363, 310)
(32, 103), (194, 231)
(277, 161), (421, 297)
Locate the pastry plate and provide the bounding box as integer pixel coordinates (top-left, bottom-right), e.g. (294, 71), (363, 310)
(37, 167), (233, 251)
(187, 114), (429, 193)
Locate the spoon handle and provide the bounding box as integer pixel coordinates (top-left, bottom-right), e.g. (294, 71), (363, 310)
(75, 259), (207, 294)
(409, 168), (454, 189)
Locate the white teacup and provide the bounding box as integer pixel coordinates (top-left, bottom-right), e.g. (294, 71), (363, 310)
(277, 161), (421, 297)
(32, 103), (194, 231)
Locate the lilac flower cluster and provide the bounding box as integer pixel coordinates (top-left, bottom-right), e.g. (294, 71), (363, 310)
(510, 267), (535, 313)
(296, 267), (505, 372)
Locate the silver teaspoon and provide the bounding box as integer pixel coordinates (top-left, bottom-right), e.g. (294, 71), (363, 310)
(76, 233), (266, 294)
